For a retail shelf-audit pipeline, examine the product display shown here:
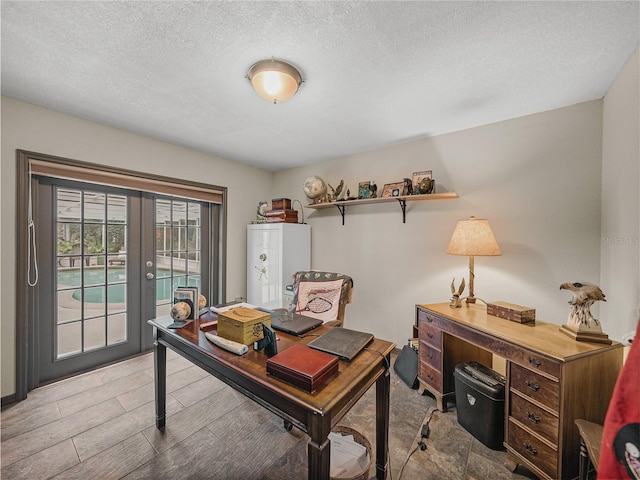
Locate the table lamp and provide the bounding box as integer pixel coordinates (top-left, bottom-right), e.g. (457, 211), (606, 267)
(447, 216), (501, 304)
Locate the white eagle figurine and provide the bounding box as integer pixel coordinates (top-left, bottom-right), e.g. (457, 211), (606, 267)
(559, 281), (606, 332)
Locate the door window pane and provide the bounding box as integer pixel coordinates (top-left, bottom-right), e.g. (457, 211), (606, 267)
(57, 322), (81, 358)
(55, 186), (129, 359)
(108, 314), (127, 344)
(155, 198), (203, 316)
(84, 316), (106, 351)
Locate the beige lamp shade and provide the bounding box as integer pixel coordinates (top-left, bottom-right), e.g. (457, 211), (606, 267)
(447, 216), (501, 257)
(247, 59), (302, 104)
(447, 216), (501, 304)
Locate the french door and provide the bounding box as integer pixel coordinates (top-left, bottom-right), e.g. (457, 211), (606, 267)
(35, 177), (212, 383)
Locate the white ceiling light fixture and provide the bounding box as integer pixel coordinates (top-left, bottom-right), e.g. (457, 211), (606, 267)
(247, 59), (303, 104)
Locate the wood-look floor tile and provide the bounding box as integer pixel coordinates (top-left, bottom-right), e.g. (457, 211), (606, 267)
(0, 348), (530, 480)
(73, 394), (183, 462)
(122, 427), (221, 480)
(1, 373), (104, 418)
(116, 365), (206, 412)
(260, 439), (309, 480)
(142, 353), (198, 379)
(205, 401), (303, 478)
(1, 397), (125, 468)
(1, 401), (61, 441)
(142, 387), (247, 454)
(170, 374), (227, 408)
(57, 370), (153, 417)
(96, 353), (155, 384)
(50, 433), (156, 480)
(0, 438), (79, 480)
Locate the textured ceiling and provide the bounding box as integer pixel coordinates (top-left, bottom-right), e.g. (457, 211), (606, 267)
(2, 1), (638, 171)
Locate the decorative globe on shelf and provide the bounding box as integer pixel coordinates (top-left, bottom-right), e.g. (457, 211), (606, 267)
(303, 175), (328, 204)
(198, 294), (207, 310)
(170, 301), (191, 321)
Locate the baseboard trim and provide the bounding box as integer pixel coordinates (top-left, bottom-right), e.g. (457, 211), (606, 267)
(1, 393), (17, 409)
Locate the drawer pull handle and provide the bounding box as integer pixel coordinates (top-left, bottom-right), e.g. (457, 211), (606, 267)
(524, 443), (538, 456)
(528, 358), (542, 368)
(427, 374), (434, 380)
(526, 411), (541, 423)
(427, 353), (433, 359)
(427, 332), (434, 339)
(427, 317), (433, 323)
(526, 381), (540, 392)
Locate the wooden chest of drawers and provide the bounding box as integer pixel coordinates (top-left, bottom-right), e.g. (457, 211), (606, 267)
(416, 303), (623, 480)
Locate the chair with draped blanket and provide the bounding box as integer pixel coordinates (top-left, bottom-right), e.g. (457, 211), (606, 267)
(287, 271), (353, 327)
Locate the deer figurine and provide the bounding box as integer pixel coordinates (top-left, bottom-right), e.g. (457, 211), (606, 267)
(450, 277), (466, 308)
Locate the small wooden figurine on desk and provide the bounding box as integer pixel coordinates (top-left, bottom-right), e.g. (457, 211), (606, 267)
(559, 281), (612, 344)
(450, 277), (466, 308)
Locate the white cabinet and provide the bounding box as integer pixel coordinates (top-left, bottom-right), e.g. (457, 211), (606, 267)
(247, 224), (310, 309)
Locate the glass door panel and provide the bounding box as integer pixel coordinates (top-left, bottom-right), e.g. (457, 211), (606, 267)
(154, 198), (203, 318)
(36, 174), (217, 384)
(55, 188), (129, 359)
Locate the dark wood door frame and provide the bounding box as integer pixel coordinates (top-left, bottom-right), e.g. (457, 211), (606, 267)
(12, 150), (227, 403)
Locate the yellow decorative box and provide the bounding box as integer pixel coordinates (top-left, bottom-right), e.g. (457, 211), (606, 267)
(217, 307), (271, 345)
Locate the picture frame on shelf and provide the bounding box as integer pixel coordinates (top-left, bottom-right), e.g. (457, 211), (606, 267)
(411, 170), (432, 190)
(358, 181), (371, 199)
(411, 170), (435, 194)
(382, 182), (405, 198)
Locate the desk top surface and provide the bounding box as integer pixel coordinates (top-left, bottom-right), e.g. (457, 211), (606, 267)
(149, 313), (395, 414)
(419, 303), (621, 361)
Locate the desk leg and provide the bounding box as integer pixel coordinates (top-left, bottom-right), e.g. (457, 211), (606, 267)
(154, 337), (167, 429)
(307, 413), (331, 480)
(376, 356), (391, 480)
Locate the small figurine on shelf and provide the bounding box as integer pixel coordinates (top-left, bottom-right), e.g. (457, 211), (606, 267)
(415, 177), (435, 194)
(369, 181), (378, 198)
(253, 201), (269, 223)
(403, 178), (413, 196)
(328, 180), (345, 201)
(411, 171), (434, 194)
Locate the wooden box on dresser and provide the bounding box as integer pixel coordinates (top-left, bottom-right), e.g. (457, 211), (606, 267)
(416, 303), (623, 480)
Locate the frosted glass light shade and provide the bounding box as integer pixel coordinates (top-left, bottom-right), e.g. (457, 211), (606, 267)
(247, 59), (302, 104)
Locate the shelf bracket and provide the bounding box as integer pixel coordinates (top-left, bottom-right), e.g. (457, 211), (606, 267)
(397, 199), (407, 223)
(335, 204), (346, 225)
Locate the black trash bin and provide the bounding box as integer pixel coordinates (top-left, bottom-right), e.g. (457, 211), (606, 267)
(453, 361), (506, 450)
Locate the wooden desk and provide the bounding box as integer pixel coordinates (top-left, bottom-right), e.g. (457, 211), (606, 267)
(149, 315), (394, 480)
(416, 303), (622, 480)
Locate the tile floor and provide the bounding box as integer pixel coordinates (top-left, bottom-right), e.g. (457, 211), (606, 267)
(1, 349), (539, 479)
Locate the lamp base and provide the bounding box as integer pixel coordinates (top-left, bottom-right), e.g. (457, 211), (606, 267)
(559, 325), (612, 345)
(460, 296), (488, 306)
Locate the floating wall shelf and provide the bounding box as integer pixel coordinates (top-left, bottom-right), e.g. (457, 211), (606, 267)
(304, 192), (458, 225)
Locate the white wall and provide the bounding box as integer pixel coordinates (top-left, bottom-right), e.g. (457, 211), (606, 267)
(601, 48), (640, 344)
(274, 101), (605, 349)
(0, 97), (273, 397)
(3, 48), (637, 398)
